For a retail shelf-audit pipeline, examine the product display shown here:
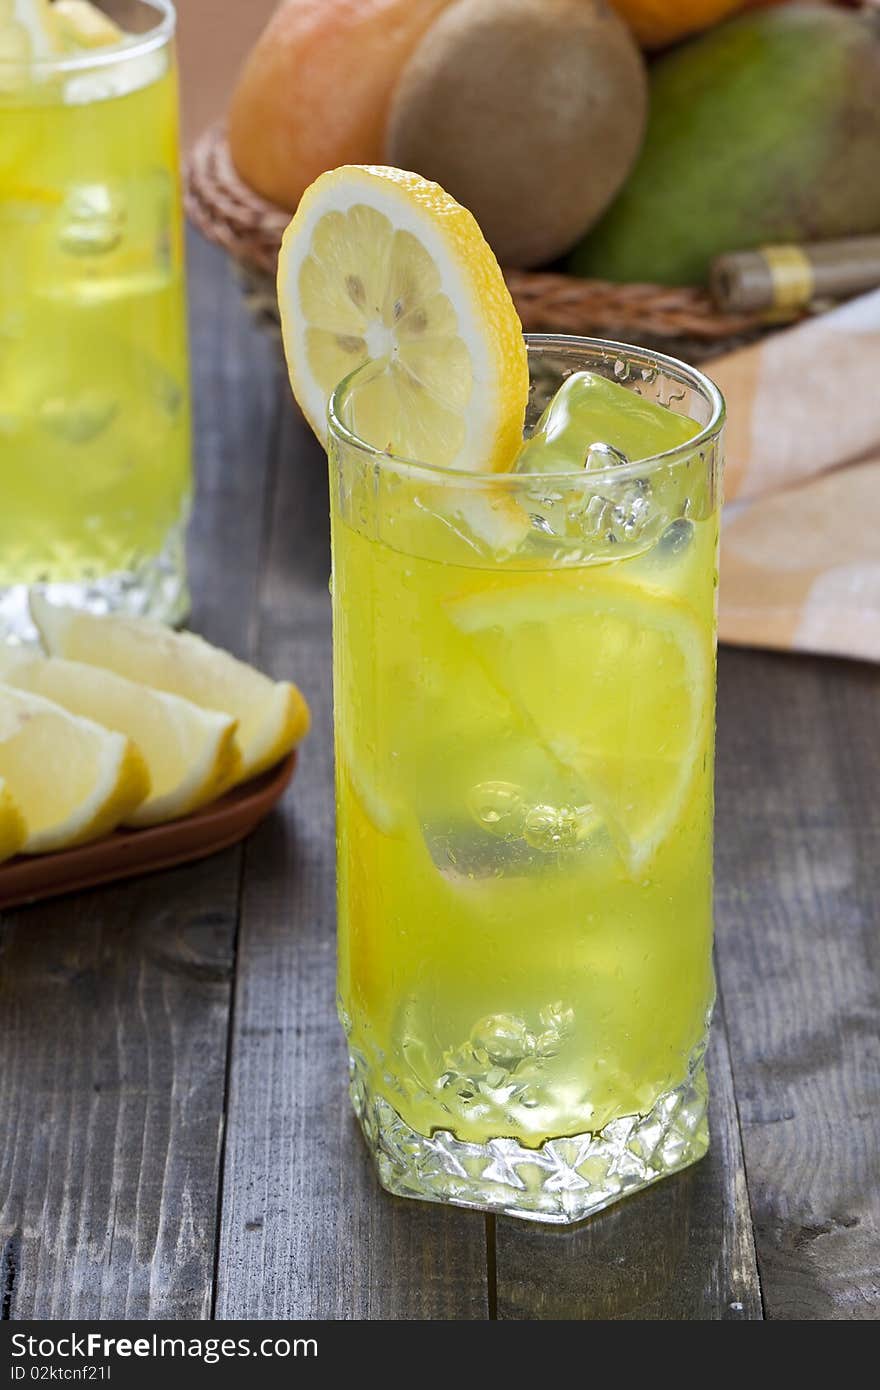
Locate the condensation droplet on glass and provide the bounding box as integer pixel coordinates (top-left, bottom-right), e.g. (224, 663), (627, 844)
(585, 440), (629, 472)
(659, 518), (694, 555)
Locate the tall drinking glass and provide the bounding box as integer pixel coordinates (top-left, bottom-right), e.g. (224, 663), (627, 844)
(329, 336), (724, 1223)
(0, 0), (191, 641)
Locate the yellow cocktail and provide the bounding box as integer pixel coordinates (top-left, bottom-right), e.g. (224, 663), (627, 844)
(330, 339), (724, 1222)
(0, 1), (190, 638)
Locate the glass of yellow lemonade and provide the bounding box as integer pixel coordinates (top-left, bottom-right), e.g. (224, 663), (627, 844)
(0, 0), (190, 641)
(329, 336), (724, 1223)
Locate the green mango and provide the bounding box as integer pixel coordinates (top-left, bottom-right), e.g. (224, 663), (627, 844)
(569, 4), (880, 286)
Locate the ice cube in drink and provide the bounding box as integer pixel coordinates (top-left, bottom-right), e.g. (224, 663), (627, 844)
(515, 370), (700, 475)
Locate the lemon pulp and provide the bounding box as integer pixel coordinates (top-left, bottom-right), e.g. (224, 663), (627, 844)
(0, 683), (149, 852)
(277, 164), (528, 472)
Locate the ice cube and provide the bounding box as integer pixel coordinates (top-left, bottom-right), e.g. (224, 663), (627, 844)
(514, 370), (700, 476)
(608, 477), (654, 542)
(564, 473), (655, 546)
(424, 795), (604, 879)
(522, 801), (599, 852)
(470, 1015), (534, 1070)
(585, 440), (630, 472)
(58, 183), (125, 256)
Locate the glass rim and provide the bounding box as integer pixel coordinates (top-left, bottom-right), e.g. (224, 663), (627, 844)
(3, 0), (176, 78)
(327, 333), (725, 489)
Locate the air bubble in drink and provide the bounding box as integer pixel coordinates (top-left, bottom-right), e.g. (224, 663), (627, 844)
(467, 780), (525, 839)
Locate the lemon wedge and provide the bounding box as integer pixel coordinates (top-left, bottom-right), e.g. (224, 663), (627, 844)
(447, 571), (712, 874)
(277, 164), (529, 473)
(0, 652), (240, 827)
(31, 596), (310, 782)
(0, 684), (149, 853)
(0, 778), (26, 864)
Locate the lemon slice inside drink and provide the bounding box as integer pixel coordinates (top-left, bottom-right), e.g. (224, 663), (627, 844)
(276, 164), (529, 473)
(447, 572), (712, 874)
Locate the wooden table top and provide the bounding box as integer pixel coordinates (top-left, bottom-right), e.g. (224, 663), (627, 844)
(1, 233), (877, 1322)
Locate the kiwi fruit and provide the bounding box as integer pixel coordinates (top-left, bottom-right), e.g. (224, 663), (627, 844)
(385, 0), (647, 268)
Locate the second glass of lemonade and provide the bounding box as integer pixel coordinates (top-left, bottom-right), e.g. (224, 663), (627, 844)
(330, 337), (724, 1223)
(0, 0), (191, 640)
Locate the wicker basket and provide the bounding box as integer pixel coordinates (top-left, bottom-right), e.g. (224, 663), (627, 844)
(185, 125), (770, 364)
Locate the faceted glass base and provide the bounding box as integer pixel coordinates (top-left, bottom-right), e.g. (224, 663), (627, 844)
(350, 1046), (709, 1225)
(0, 518), (190, 644)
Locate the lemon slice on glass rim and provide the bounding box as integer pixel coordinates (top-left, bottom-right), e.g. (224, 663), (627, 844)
(276, 164), (529, 474)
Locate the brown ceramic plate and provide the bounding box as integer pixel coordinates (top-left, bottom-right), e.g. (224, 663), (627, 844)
(0, 751), (297, 911)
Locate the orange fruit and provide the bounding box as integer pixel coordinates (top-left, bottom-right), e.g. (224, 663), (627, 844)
(610, 0), (752, 48)
(228, 0), (451, 210)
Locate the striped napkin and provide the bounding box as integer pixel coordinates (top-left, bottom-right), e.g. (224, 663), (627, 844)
(710, 289), (880, 662)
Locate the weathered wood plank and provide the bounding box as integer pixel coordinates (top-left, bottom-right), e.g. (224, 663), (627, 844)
(0, 233), (276, 1318)
(0, 870), (237, 1319)
(714, 648), (880, 1320)
(494, 1017), (762, 1320)
(185, 234), (280, 657)
(214, 395), (490, 1320)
